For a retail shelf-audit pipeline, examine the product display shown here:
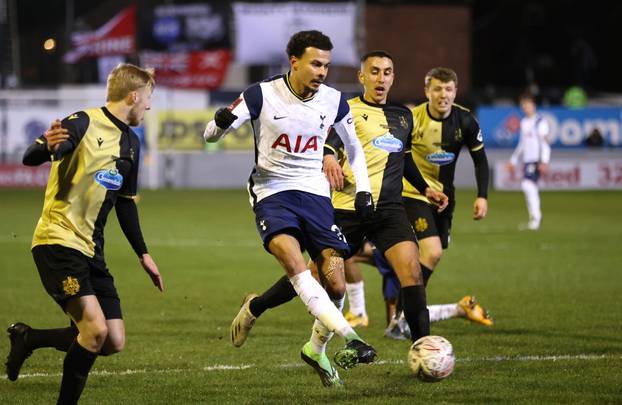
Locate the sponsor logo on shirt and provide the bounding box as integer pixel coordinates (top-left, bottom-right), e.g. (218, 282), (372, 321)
(425, 150), (455, 166)
(94, 169), (124, 191)
(372, 133), (403, 153)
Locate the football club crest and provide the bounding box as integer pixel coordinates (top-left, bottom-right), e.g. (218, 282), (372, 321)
(415, 217), (428, 232)
(62, 276), (80, 296)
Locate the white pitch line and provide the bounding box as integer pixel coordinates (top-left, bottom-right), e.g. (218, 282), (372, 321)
(8, 353), (620, 380)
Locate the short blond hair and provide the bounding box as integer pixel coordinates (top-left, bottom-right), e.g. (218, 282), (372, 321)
(424, 67), (458, 88)
(106, 63), (155, 102)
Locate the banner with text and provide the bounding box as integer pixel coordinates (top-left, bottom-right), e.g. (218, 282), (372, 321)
(478, 106), (622, 149)
(494, 160), (622, 190)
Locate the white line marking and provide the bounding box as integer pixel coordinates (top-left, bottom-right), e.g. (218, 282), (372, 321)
(7, 353), (619, 380)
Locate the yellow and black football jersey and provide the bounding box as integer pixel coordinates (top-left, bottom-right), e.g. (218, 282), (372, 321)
(325, 96), (413, 210)
(403, 102), (487, 203)
(32, 107), (140, 259)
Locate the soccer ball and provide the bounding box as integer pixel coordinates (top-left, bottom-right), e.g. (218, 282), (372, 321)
(408, 335), (455, 382)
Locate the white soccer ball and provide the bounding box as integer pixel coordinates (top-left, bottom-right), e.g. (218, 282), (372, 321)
(408, 335), (455, 382)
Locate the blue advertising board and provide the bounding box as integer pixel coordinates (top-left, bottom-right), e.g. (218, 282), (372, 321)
(477, 106), (622, 149)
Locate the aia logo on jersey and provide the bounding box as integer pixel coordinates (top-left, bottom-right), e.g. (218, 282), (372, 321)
(272, 134), (318, 153)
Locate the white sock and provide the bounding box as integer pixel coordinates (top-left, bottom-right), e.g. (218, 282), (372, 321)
(310, 296), (344, 354)
(428, 304), (460, 322)
(289, 270), (355, 339)
(521, 179), (541, 224)
(346, 281), (366, 316)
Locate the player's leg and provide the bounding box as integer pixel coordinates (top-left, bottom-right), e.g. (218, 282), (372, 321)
(299, 200), (376, 370)
(6, 245), (92, 381)
(383, 241), (430, 342)
(230, 276), (297, 347)
(344, 258), (368, 328)
(302, 255), (344, 387)
(521, 178), (541, 230)
(370, 206), (429, 342)
(406, 199), (493, 326)
(520, 162), (542, 230)
(58, 295), (107, 404)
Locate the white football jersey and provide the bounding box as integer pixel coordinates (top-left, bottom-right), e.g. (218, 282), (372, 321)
(205, 74), (370, 207)
(511, 114), (551, 165)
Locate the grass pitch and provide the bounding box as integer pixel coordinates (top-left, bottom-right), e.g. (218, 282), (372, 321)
(1, 188), (621, 404)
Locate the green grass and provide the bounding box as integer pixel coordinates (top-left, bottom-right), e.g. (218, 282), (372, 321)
(1, 188), (621, 404)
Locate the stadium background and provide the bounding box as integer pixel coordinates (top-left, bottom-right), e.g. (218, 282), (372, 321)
(1, 1), (621, 403)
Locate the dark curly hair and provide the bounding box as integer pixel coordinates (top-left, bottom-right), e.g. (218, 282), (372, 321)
(286, 30), (333, 58)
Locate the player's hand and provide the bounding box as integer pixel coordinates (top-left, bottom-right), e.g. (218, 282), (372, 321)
(425, 187), (449, 212)
(140, 253), (164, 292)
(473, 197), (488, 220)
(538, 162), (549, 176)
(323, 154), (344, 191)
(505, 161), (515, 174)
(44, 119), (69, 152)
(355, 191), (375, 222)
(214, 107), (238, 129)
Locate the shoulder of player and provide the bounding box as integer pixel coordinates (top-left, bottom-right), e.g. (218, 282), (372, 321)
(452, 103), (479, 126)
(62, 110), (91, 133)
(384, 101), (411, 115)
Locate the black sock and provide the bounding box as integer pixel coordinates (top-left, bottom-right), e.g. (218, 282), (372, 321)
(395, 290), (403, 316)
(402, 285), (430, 341)
(57, 340), (97, 405)
(249, 275), (297, 318)
(26, 324), (79, 352)
(421, 264), (433, 287)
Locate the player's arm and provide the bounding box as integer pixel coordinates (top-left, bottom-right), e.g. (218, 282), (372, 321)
(506, 127), (524, 172)
(115, 197), (163, 292)
(52, 112), (90, 161)
(332, 96), (374, 220)
(22, 119), (71, 166)
(463, 113), (489, 219)
(204, 84), (261, 143)
(403, 154), (448, 211)
(323, 128), (344, 191)
(116, 141), (163, 292)
(22, 136), (52, 166)
(538, 119), (551, 174)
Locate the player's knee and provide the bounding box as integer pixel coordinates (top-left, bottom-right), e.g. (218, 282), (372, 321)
(82, 323), (109, 350)
(421, 248), (442, 268)
(100, 336), (125, 356)
(325, 280), (346, 300)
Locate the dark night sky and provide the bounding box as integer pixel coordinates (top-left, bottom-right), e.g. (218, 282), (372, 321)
(12, 0), (622, 94)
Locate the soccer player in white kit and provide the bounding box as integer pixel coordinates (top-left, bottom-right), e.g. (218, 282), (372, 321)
(506, 92), (551, 230)
(203, 31), (377, 382)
